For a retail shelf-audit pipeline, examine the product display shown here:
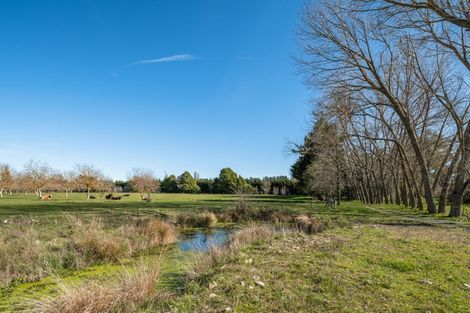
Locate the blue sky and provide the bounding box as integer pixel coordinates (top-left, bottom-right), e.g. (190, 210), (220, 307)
(0, 0), (311, 180)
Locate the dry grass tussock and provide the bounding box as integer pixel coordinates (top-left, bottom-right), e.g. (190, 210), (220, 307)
(176, 212), (217, 228)
(228, 224), (275, 249)
(139, 218), (177, 246)
(70, 217), (129, 263)
(294, 215), (324, 234)
(29, 260), (161, 313)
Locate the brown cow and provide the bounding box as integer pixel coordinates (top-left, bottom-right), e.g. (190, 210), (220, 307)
(40, 195), (52, 200)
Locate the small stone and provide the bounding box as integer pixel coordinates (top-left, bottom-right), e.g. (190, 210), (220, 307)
(252, 275), (260, 281)
(3, 220), (7, 224)
(249, 286), (254, 290)
(420, 279), (433, 285)
(225, 307), (232, 312)
(245, 258), (253, 264)
(209, 281), (217, 289)
(209, 293), (217, 298)
(255, 281), (265, 287)
(240, 281), (245, 287)
(464, 283), (470, 289)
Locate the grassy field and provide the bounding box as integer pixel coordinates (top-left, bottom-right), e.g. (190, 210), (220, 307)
(0, 193), (469, 312)
(0, 192), (468, 223)
(155, 225), (470, 313)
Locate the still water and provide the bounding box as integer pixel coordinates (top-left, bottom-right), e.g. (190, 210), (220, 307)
(178, 228), (231, 252)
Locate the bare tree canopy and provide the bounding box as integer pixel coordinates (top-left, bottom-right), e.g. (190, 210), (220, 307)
(75, 164), (103, 200)
(297, 0), (470, 216)
(23, 160), (53, 198)
(128, 168), (159, 201)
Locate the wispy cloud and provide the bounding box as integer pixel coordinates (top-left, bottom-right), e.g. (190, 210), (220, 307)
(132, 54), (198, 65)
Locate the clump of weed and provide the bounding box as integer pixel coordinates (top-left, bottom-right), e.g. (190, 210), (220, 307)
(229, 224), (274, 248)
(176, 212), (218, 228)
(139, 218), (177, 247)
(70, 217), (130, 263)
(294, 215), (324, 234)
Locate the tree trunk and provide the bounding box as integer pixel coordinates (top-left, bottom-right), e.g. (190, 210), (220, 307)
(393, 175), (401, 205)
(87, 188), (91, 200)
(401, 179), (409, 207)
(438, 151), (460, 213)
(405, 127), (436, 213)
(65, 190), (69, 199)
(449, 176), (465, 217)
(449, 157), (469, 217)
(0, 189), (3, 198)
(449, 128), (470, 217)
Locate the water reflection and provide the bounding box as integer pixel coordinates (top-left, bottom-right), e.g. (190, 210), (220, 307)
(179, 229), (231, 252)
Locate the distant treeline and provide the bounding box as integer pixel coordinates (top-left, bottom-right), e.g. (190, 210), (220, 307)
(0, 161), (299, 198)
(117, 168), (297, 195)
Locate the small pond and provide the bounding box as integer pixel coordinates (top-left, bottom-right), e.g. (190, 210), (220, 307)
(179, 228), (232, 252)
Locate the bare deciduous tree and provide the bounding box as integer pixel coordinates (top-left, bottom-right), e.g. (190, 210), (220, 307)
(0, 163), (14, 198)
(97, 177), (115, 199)
(261, 178), (271, 195)
(23, 160), (53, 198)
(75, 164), (103, 200)
(55, 171), (77, 199)
(354, 0), (470, 216)
(128, 168), (158, 201)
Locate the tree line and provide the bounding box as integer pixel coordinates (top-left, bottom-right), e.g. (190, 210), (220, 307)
(0, 161), (297, 199)
(293, 0), (470, 217)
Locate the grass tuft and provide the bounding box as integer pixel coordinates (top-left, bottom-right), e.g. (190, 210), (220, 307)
(29, 260), (161, 313)
(176, 212), (218, 228)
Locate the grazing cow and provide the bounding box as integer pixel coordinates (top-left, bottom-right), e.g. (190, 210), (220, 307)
(111, 196), (122, 200)
(105, 193), (113, 200)
(122, 193), (130, 197)
(89, 195), (96, 199)
(40, 194), (52, 200)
